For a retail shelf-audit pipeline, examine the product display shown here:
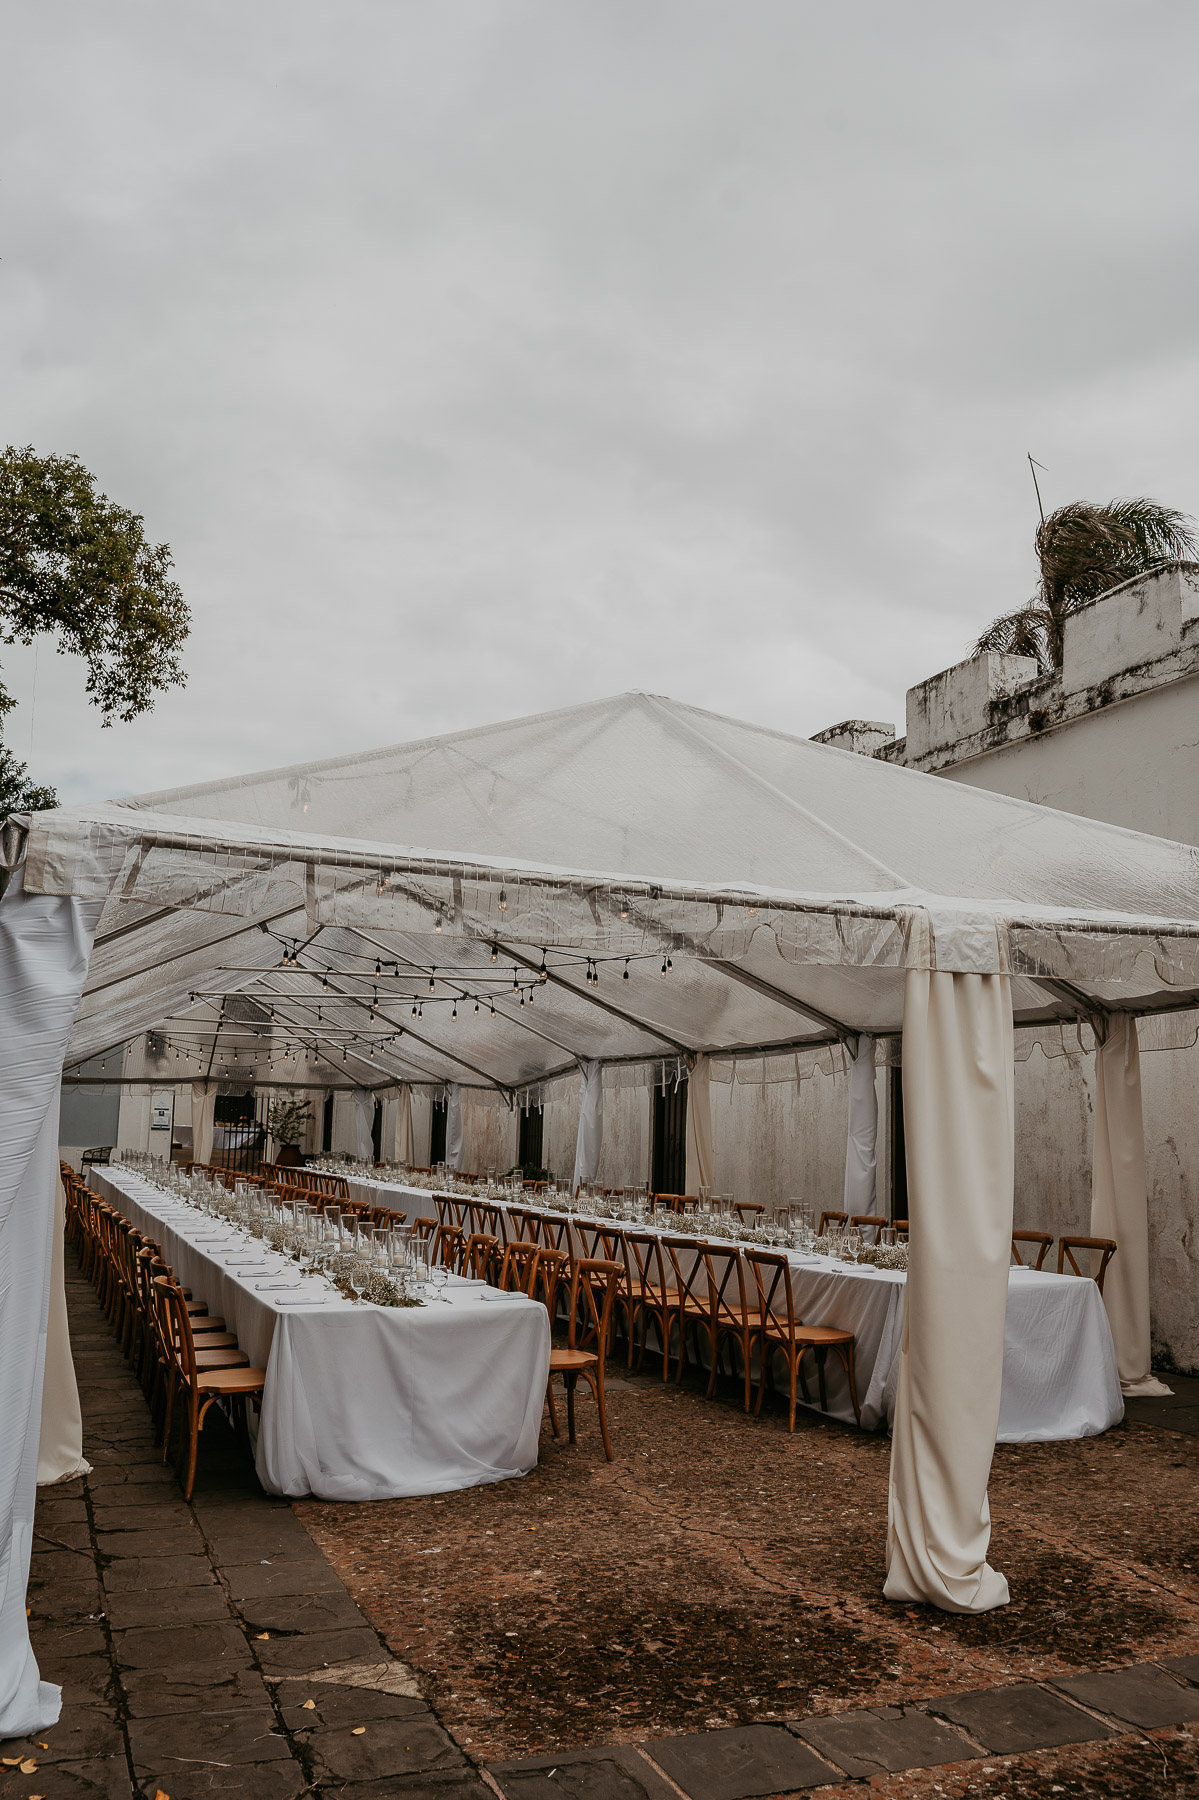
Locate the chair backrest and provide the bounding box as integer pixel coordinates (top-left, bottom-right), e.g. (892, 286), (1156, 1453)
(532, 1245), (569, 1320)
(1058, 1234), (1117, 1292)
(849, 1214), (888, 1244)
(818, 1210), (848, 1235)
(744, 1248), (797, 1329)
(577, 1221), (620, 1261)
(654, 1193), (686, 1213)
(507, 1207), (540, 1243)
(734, 1201), (765, 1223)
(152, 1273), (199, 1389)
(661, 1235), (711, 1317)
(499, 1240), (540, 1295)
(568, 1258), (622, 1358)
(433, 1222), (466, 1273)
(892, 1218), (909, 1238)
(464, 1232), (501, 1282)
(412, 1217), (436, 1251)
(702, 1244), (750, 1327)
(1012, 1229), (1054, 1270)
(538, 1212), (572, 1253)
(623, 1230), (670, 1298)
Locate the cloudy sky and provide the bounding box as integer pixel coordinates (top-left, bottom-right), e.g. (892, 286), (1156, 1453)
(3, 2), (1198, 805)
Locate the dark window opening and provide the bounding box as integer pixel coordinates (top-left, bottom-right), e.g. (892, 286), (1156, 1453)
(371, 1098), (383, 1163)
(652, 1080), (687, 1196)
(322, 1093), (334, 1152)
(430, 1099), (447, 1165)
(518, 1103), (544, 1171)
(214, 1094), (254, 1125)
(889, 1065), (907, 1221)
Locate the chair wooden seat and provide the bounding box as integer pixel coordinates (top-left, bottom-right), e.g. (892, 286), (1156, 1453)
(196, 1365), (268, 1393)
(549, 1346), (598, 1372)
(190, 1330), (239, 1350)
(195, 1346), (250, 1370)
(190, 1315), (228, 1334)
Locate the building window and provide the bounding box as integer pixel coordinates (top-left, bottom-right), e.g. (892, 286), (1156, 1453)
(889, 1066), (907, 1221)
(372, 1098), (383, 1163)
(652, 1080), (687, 1196)
(322, 1093), (334, 1152)
(518, 1102), (544, 1171)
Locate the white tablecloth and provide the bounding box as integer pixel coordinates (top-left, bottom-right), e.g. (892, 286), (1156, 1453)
(94, 1169), (550, 1501)
(342, 1179), (1122, 1443)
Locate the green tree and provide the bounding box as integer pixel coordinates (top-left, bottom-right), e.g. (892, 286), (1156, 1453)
(975, 497), (1198, 674)
(0, 445), (191, 815)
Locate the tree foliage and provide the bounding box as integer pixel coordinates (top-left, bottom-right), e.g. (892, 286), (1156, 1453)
(0, 444), (190, 731)
(975, 497), (1198, 673)
(0, 741), (57, 818)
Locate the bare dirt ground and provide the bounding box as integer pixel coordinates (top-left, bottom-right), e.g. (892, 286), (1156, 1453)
(297, 1369), (1199, 1783)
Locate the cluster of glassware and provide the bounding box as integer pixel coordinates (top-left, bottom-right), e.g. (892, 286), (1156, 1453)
(114, 1155), (439, 1305)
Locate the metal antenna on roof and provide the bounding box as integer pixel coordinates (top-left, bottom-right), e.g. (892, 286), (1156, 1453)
(1027, 453), (1048, 526)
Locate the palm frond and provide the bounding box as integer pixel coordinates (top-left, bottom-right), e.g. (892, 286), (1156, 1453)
(1101, 497), (1198, 566)
(972, 604), (1052, 672)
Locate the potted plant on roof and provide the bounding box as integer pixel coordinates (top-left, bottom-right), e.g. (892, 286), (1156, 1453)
(267, 1097), (312, 1169)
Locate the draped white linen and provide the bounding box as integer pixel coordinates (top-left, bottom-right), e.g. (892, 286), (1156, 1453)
(571, 1060), (604, 1192)
(0, 867), (102, 1736)
(1091, 1015), (1171, 1397)
(843, 1034), (878, 1215)
(885, 970), (1014, 1614)
(394, 1082), (414, 1165)
(445, 1082), (464, 1170)
(353, 1089), (374, 1163)
(685, 1055), (714, 1195)
(190, 1082), (216, 1164)
(37, 1177), (88, 1486)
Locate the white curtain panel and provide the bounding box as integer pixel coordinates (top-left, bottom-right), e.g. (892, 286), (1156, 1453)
(685, 1054), (714, 1195)
(353, 1089), (375, 1163)
(394, 1083), (414, 1165)
(190, 1083), (216, 1164)
(1091, 1015), (1171, 1397)
(842, 1034), (878, 1215)
(37, 1177), (88, 1486)
(572, 1060), (604, 1192)
(445, 1082), (464, 1170)
(0, 867), (103, 1736)
(885, 970), (1014, 1615)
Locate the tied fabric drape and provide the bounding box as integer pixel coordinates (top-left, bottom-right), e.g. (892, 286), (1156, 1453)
(0, 865), (103, 1736)
(1091, 1015), (1171, 1398)
(445, 1083), (464, 1171)
(685, 1055), (714, 1195)
(190, 1083), (216, 1164)
(394, 1083), (414, 1165)
(37, 1177), (88, 1486)
(843, 1035), (878, 1215)
(353, 1090), (374, 1164)
(885, 969), (1014, 1615)
(572, 1061), (604, 1192)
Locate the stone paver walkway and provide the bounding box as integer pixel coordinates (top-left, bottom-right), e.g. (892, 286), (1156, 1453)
(5, 1254), (1199, 1799)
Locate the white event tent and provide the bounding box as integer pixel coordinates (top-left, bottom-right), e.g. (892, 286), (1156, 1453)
(4, 691), (1199, 1730)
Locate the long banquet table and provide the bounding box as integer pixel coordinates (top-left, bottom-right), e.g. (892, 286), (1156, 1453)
(93, 1168), (550, 1502)
(343, 1172), (1124, 1443)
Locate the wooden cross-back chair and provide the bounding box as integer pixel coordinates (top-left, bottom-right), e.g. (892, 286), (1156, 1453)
(152, 1275), (266, 1500)
(463, 1232), (501, 1283)
(432, 1222), (466, 1274)
(498, 1240), (541, 1296)
(817, 1210), (849, 1236)
(849, 1214), (888, 1243)
(546, 1258), (621, 1461)
(622, 1230), (675, 1378)
(1012, 1229), (1054, 1270)
(663, 1237), (754, 1410)
(734, 1202), (765, 1224)
(744, 1249), (860, 1430)
(1058, 1234), (1117, 1293)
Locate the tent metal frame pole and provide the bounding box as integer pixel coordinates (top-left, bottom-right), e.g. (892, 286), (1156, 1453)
(81, 907), (308, 1000)
(248, 982), (476, 1091)
(287, 973), (516, 1099)
(492, 941), (693, 1055)
(708, 959), (860, 1052)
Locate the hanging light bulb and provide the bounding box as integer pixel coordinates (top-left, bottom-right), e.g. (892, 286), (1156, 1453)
(375, 957), (382, 977)
(322, 972), (330, 993)
(417, 1001), (423, 1018)
(451, 1001), (458, 1020)
(411, 999), (417, 1017)
(512, 969), (520, 994)
(538, 950), (548, 980)
(434, 914), (442, 934)
(620, 898), (629, 920)
(498, 888), (508, 911)
(519, 988), (525, 1007)
(489, 999), (496, 1018)
(661, 957), (668, 978)
(490, 942), (498, 963)
(343, 1047), (348, 1062)
(623, 958), (630, 980)
(474, 997), (480, 1013)
(428, 969), (436, 993)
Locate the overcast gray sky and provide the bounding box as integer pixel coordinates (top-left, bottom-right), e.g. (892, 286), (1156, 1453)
(3, 2), (1198, 805)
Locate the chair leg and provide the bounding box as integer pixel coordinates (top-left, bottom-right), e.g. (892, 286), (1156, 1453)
(584, 1368), (614, 1462)
(815, 1347), (829, 1413)
(565, 1372), (579, 1445)
(546, 1378), (561, 1438)
(839, 1344), (862, 1425)
(787, 1347), (798, 1432)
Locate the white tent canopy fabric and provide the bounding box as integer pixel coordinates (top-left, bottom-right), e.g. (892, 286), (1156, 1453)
(3, 690), (1198, 1727)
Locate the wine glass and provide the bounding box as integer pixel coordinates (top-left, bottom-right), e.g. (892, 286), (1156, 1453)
(429, 1264), (450, 1304)
(843, 1226), (862, 1264)
(347, 1255), (370, 1305)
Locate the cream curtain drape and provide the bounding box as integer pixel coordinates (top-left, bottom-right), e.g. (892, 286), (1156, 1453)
(37, 1177), (88, 1486)
(394, 1082), (414, 1165)
(190, 1083), (216, 1164)
(571, 1061), (604, 1191)
(885, 970), (1014, 1614)
(353, 1089), (375, 1163)
(1091, 1014), (1171, 1397)
(843, 1035), (878, 1215)
(445, 1082), (464, 1170)
(685, 1055), (714, 1195)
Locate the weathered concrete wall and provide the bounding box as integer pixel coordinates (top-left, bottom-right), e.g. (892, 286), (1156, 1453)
(460, 1097), (518, 1174)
